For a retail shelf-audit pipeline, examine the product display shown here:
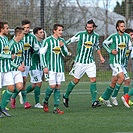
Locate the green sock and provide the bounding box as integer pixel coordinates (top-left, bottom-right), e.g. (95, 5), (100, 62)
(1, 90), (13, 110)
(34, 86), (40, 104)
(65, 81), (76, 98)
(128, 88), (133, 96)
(54, 89), (60, 109)
(42, 86), (53, 103)
(90, 82), (97, 103)
(21, 90), (27, 103)
(102, 86), (114, 100)
(112, 83), (121, 97)
(26, 85), (33, 93)
(54, 105), (58, 110)
(12, 87), (20, 99)
(123, 86), (129, 94)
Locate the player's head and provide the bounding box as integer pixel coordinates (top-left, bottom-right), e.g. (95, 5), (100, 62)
(14, 27), (24, 40)
(33, 27), (45, 40)
(52, 23), (64, 37)
(116, 20), (125, 33)
(125, 28), (133, 41)
(85, 20), (97, 34)
(21, 19), (31, 34)
(0, 21), (9, 35)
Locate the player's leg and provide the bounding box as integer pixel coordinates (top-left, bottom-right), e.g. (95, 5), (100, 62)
(11, 71), (23, 109)
(53, 73), (64, 114)
(111, 67), (129, 105)
(28, 70), (43, 108)
(100, 64), (124, 107)
(85, 62), (101, 108)
(42, 71), (55, 112)
(121, 86), (133, 108)
(21, 66), (31, 109)
(1, 72), (14, 117)
(34, 83), (43, 108)
(63, 63), (84, 107)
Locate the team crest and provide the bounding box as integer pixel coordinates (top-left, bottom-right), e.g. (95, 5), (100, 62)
(3, 46), (10, 54)
(126, 50), (130, 57)
(52, 46), (60, 54)
(118, 42), (126, 49)
(16, 50), (22, 57)
(84, 41), (92, 48)
(24, 43), (31, 50)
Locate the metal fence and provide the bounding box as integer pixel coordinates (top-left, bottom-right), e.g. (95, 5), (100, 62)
(0, 0), (133, 81)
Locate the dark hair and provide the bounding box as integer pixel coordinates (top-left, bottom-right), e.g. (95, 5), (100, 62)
(52, 23), (64, 33)
(21, 19), (31, 26)
(125, 28), (133, 34)
(14, 27), (24, 36)
(116, 20), (125, 30)
(0, 21), (8, 32)
(86, 20), (97, 27)
(33, 27), (43, 34)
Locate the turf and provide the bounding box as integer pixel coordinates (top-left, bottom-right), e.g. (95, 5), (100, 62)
(0, 82), (133, 133)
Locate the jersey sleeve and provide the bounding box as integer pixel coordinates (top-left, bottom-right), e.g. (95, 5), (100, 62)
(66, 32), (80, 45)
(40, 40), (48, 69)
(102, 35), (113, 53)
(60, 39), (68, 57)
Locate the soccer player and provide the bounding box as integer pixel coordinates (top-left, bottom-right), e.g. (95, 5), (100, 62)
(0, 21), (16, 117)
(63, 20), (105, 108)
(12, 19), (39, 109)
(10, 27), (26, 109)
(40, 23), (69, 114)
(99, 20), (132, 107)
(121, 28), (133, 108)
(110, 28), (133, 106)
(25, 27), (45, 108)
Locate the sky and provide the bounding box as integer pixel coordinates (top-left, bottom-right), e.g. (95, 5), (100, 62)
(69, 0), (123, 12)
(99, 0), (123, 11)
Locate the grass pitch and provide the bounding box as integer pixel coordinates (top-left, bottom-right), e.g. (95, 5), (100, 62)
(0, 81), (133, 133)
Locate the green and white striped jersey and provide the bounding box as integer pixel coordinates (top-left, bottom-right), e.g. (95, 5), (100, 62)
(0, 35), (12, 72)
(23, 33), (39, 66)
(9, 39), (24, 71)
(30, 40), (43, 71)
(40, 36), (68, 72)
(66, 31), (100, 64)
(102, 32), (132, 65)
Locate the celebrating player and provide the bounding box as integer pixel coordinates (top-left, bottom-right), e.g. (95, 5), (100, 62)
(40, 23), (69, 114)
(99, 20), (132, 107)
(63, 20), (105, 108)
(25, 27), (45, 108)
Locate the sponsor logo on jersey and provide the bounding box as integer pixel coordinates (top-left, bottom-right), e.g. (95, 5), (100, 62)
(3, 46), (10, 54)
(126, 50), (130, 57)
(24, 43), (31, 50)
(118, 42), (126, 49)
(16, 50), (22, 57)
(52, 46), (60, 54)
(84, 41), (92, 48)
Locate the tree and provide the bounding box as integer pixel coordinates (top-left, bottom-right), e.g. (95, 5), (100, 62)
(113, 0), (133, 27)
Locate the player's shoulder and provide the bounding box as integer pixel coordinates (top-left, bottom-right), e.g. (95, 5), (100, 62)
(124, 32), (130, 38)
(77, 30), (86, 35)
(93, 31), (99, 37)
(27, 32), (36, 38)
(9, 39), (16, 47)
(109, 33), (117, 38)
(59, 37), (65, 41)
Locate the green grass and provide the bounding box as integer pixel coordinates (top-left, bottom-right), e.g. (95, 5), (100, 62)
(0, 82), (133, 133)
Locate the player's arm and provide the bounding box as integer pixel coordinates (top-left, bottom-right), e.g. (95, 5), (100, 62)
(0, 53), (12, 59)
(66, 33), (80, 45)
(95, 39), (105, 63)
(102, 36), (113, 53)
(40, 41), (48, 69)
(59, 39), (68, 57)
